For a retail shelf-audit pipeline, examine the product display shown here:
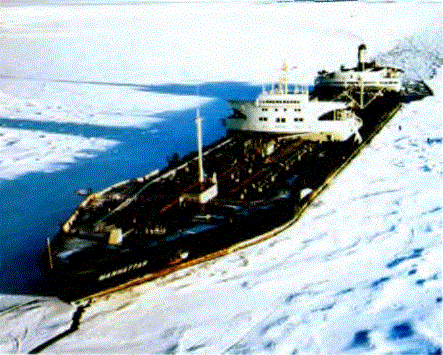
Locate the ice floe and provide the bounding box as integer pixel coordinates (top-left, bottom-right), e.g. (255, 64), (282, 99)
(0, 127), (118, 180)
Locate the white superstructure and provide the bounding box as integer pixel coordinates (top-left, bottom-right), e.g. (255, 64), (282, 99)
(224, 64), (362, 142)
(315, 44), (402, 92)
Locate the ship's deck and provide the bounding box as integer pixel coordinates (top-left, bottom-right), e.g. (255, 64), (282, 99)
(63, 136), (318, 243)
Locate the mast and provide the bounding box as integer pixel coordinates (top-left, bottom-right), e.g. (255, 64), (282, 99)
(359, 75), (364, 108)
(195, 108), (205, 184)
(47, 237), (54, 270)
(180, 106), (218, 205)
(280, 62), (289, 94)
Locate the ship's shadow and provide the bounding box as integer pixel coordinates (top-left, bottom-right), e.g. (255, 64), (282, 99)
(138, 81), (315, 101)
(138, 81), (263, 101)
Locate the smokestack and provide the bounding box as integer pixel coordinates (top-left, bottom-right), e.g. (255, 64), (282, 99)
(358, 44), (367, 71)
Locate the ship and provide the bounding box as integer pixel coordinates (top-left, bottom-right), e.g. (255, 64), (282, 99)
(45, 47), (403, 301)
(314, 44), (403, 96)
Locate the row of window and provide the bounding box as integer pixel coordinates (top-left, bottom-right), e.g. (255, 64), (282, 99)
(262, 100), (301, 104)
(338, 80), (398, 85)
(348, 80), (397, 85)
(262, 108), (301, 112)
(258, 117), (305, 123)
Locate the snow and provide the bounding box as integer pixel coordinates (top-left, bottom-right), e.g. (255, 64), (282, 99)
(0, 1), (439, 84)
(0, 295), (74, 353)
(0, 0), (441, 353)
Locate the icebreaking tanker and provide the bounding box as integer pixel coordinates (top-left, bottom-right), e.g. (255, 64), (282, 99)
(46, 45), (403, 301)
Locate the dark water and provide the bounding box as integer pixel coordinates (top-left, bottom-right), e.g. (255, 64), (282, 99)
(0, 82), (261, 296)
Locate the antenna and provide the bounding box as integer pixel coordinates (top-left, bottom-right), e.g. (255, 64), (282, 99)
(279, 62), (297, 94)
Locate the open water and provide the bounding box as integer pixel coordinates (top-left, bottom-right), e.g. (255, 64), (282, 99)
(0, 82), (265, 295)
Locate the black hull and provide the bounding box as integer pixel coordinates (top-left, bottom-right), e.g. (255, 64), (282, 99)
(50, 192), (299, 301)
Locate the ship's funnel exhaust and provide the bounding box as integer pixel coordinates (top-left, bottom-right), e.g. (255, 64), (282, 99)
(358, 44), (367, 71)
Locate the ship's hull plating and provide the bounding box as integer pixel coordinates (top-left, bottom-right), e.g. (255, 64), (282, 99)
(50, 191), (299, 300)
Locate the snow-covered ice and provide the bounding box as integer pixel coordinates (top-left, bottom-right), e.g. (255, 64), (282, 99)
(1, 1), (439, 83)
(0, 0), (441, 353)
(0, 295), (74, 353)
(0, 127), (118, 180)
